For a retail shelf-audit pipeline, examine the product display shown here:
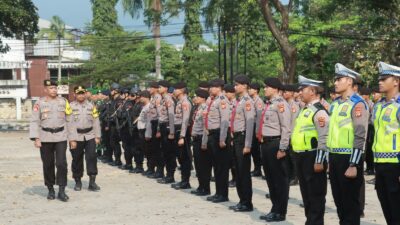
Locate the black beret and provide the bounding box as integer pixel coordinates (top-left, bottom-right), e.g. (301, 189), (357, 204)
(158, 80), (170, 88)
(139, 90), (151, 98)
(249, 82), (261, 90)
(149, 81), (159, 89)
(224, 84), (235, 93)
(173, 82), (187, 89)
(74, 85), (86, 94)
(234, 74), (250, 85)
(198, 81), (210, 88)
(110, 83), (120, 91)
(121, 87), (130, 94)
(210, 79), (225, 87)
(359, 87), (372, 96)
(195, 88), (209, 99)
(264, 77), (282, 89)
(101, 90), (111, 96)
(282, 84), (298, 92)
(130, 87), (140, 95)
(43, 79), (57, 86)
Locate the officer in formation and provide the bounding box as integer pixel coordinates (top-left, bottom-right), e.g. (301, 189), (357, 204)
(223, 84), (237, 187)
(69, 86), (101, 192)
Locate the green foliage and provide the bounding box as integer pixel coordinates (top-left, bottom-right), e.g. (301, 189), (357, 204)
(91, 0), (122, 35)
(0, 0), (39, 52)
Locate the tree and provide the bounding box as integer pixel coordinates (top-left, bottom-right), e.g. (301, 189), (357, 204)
(259, 0), (297, 83)
(0, 0), (39, 53)
(91, 0), (122, 35)
(121, 0), (164, 79)
(38, 16), (72, 82)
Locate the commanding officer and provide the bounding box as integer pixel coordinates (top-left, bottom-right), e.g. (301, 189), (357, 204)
(145, 82), (163, 178)
(228, 75), (255, 212)
(202, 79), (230, 203)
(171, 82), (193, 189)
(29, 80), (76, 202)
(328, 63), (369, 225)
(157, 80), (176, 184)
(224, 84), (237, 188)
(191, 88), (211, 196)
(292, 76), (329, 225)
(258, 78), (291, 222)
(69, 86), (101, 192)
(249, 82), (264, 177)
(372, 62), (400, 225)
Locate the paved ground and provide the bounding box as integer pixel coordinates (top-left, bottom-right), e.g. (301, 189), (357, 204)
(0, 132), (386, 225)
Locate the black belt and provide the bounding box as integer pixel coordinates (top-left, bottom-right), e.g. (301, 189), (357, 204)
(233, 131), (245, 137)
(262, 136), (281, 141)
(42, 127), (64, 133)
(208, 128), (220, 135)
(77, 127), (93, 134)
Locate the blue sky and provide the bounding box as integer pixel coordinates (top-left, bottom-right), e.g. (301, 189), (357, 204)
(31, 0), (214, 44)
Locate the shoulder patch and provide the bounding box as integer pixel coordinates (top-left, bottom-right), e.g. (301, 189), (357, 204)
(291, 105), (297, 113)
(221, 101), (227, 109)
(246, 101), (252, 111)
(278, 103), (285, 113)
(33, 103), (40, 112)
(317, 116), (326, 127)
(354, 104), (363, 117)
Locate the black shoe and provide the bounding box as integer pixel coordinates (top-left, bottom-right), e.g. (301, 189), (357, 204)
(119, 164), (133, 170)
(211, 176), (215, 182)
(158, 176), (175, 184)
(360, 212), (365, 218)
(111, 160), (122, 167)
(265, 213), (285, 222)
(367, 178), (376, 185)
(299, 203), (304, 208)
(173, 181), (191, 190)
(229, 203), (243, 210)
(142, 170), (154, 176)
(47, 186), (55, 200)
(289, 179), (299, 186)
(135, 167), (144, 174)
(261, 175), (266, 180)
(260, 212), (275, 220)
(171, 181), (182, 189)
(229, 179), (236, 188)
(57, 186), (69, 202)
(364, 170), (374, 175)
(88, 175), (101, 191)
(148, 171), (163, 179)
(102, 158), (113, 164)
(129, 167), (137, 173)
(74, 179), (82, 191)
(234, 204), (253, 212)
(196, 189), (210, 196)
(191, 188), (202, 195)
(206, 194), (219, 201)
(251, 169), (262, 177)
(265, 193), (270, 199)
(212, 196), (229, 203)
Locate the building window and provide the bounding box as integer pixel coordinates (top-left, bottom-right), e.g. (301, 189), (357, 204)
(0, 69), (12, 80)
(49, 69), (68, 80)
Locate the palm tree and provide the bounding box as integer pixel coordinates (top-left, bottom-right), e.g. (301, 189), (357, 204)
(38, 16), (72, 82)
(122, 0), (164, 79)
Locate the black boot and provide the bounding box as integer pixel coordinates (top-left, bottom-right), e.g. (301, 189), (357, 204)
(74, 178), (82, 191)
(47, 186), (55, 200)
(57, 186), (69, 202)
(88, 175), (101, 191)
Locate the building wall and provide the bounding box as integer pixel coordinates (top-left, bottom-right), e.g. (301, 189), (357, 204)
(27, 58), (49, 98)
(0, 99), (32, 120)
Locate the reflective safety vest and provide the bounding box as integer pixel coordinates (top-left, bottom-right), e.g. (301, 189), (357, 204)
(327, 94), (365, 154)
(291, 105), (319, 152)
(372, 97), (400, 163)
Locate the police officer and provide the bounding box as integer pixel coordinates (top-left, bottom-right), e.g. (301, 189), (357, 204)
(29, 80), (76, 202)
(292, 76), (330, 225)
(249, 82), (264, 177)
(171, 82), (193, 189)
(105, 83), (123, 166)
(157, 80), (176, 184)
(191, 88), (211, 196)
(372, 62), (400, 225)
(144, 82), (163, 178)
(359, 87), (375, 175)
(228, 75), (255, 212)
(129, 87), (145, 173)
(99, 90), (112, 163)
(69, 86), (101, 192)
(328, 63), (369, 225)
(283, 84), (301, 186)
(137, 91), (153, 173)
(224, 84), (237, 188)
(258, 78), (291, 222)
(202, 79), (230, 203)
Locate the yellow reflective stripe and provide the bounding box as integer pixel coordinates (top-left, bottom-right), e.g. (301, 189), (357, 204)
(92, 106), (99, 118)
(65, 100), (72, 115)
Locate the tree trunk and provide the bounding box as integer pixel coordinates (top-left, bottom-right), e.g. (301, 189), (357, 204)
(153, 0), (162, 79)
(259, 0), (297, 83)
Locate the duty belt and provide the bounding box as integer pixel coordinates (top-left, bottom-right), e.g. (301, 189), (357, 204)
(262, 136), (281, 142)
(42, 127), (64, 133)
(77, 127), (93, 134)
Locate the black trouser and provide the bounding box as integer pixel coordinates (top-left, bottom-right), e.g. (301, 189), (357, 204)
(109, 125), (121, 162)
(288, 143), (298, 181)
(261, 138), (289, 215)
(102, 125), (112, 160)
(175, 125), (192, 182)
(208, 129), (230, 198)
(193, 135), (212, 191)
(160, 123), (177, 177)
(132, 130), (144, 167)
(150, 120), (162, 172)
(120, 127), (134, 166)
(295, 151), (327, 225)
(140, 129), (153, 170)
(329, 154), (363, 225)
(233, 132), (252, 206)
(70, 138), (98, 179)
(40, 141), (68, 187)
(227, 130), (236, 181)
(375, 163), (400, 225)
(251, 127), (261, 171)
(365, 124), (375, 172)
